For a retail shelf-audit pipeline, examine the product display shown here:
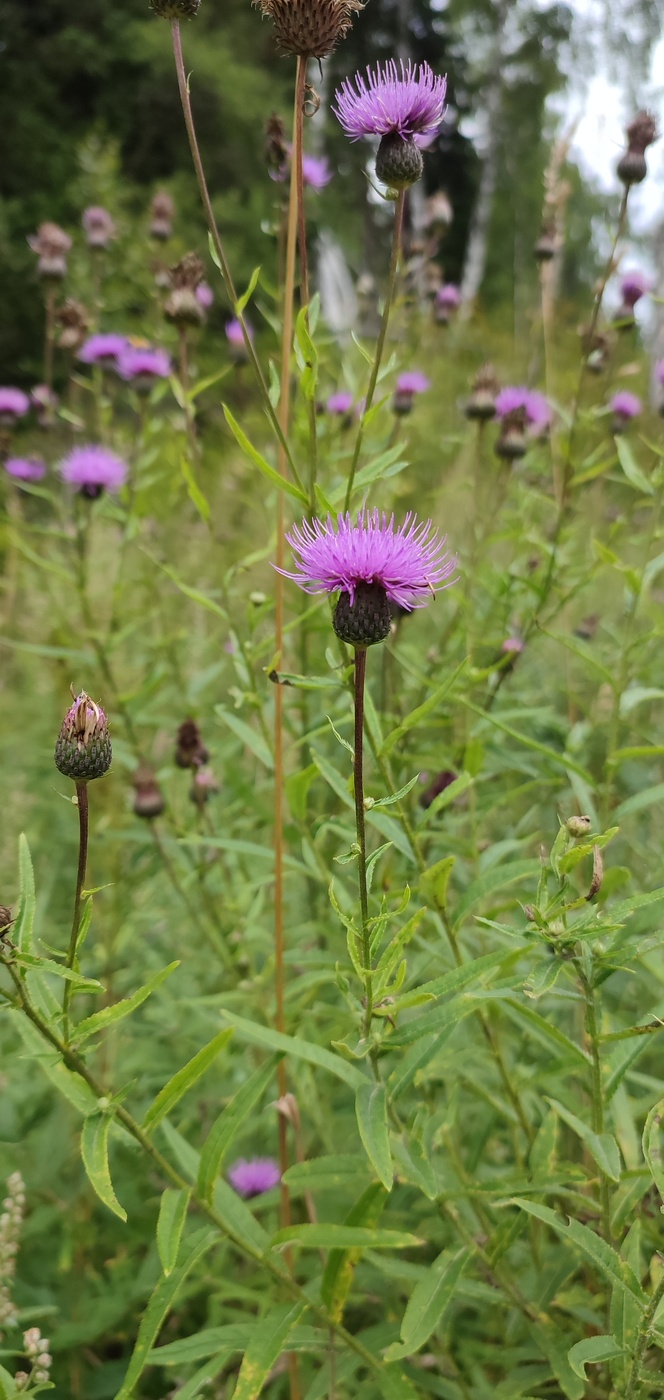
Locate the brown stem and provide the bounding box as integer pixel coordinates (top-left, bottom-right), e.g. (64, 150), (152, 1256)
(353, 649), (373, 1038)
(44, 285), (57, 395)
(63, 781), (89, 1042)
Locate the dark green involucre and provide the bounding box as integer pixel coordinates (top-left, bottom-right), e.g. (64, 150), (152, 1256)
(333, 582), (392, 648)
(375, 134), (424, 190)
(54, 693), (112, 782)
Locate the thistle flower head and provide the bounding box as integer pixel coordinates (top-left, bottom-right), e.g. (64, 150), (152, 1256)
(302, 152), (334, 189)
(617, 110), (658, 185)
(228, 1158), (281, 1198)
(619, 270), (651, 307)
(78, 334), (128, 366)
(396, 371), (430, 396)
(165, 254), (206, 327)
(611, 390), (641, 420)
(190, 765), (220, 806)
(281, 510), (456, 647)
(117, 346), (171, 385)
(436, 283), (461, 309)
(327, 391), (354, 415)
(59, 445), (128, 499)
(0, 388), (30, 422)
(175, 718), (209, 769)
(54, 692), (112, 781)
(82, 206), (116, 249)
(495, 386), (551, 428)
(334, 60), (446, 144)
(465, 364), (500, 421)
(27, 222), (72, 278)
(132, 765), (165, 820)
(255, 0), (362, 59)
(150, 191), (175, 240)
(57, 299), (90, 351)
(5, 457), (46, 483)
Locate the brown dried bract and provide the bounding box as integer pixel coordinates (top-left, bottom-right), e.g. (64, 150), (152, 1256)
(255, 0), (364, 59)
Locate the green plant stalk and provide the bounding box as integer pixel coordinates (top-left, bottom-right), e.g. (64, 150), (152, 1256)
(170, 20), (304, 497)
(2, 957), (396, 1385)
(581, 966), (612, 1242)
(343, 192), (405, 512)
(62, 780), (89, 1044)
(625, 1269), (664, 1400)
(352, 648), (373, 1039)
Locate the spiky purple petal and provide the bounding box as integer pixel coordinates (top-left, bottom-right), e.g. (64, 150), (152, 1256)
(333, 60), (446, 142)
(280, 509), (457, 611)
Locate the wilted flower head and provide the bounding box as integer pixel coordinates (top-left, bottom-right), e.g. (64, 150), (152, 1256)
(0, 388), (30, 425)
(59, 445), (128, 499)
(57, 299), (90, 351)
(165, 254), (206, 327)
(54, 692), (112, 781)
(175, 718), (209, 769)
(281, 509), (456, 647)
(495, 386), (551, 428)
(465, 364), (500, 422)
(117, 346), (171, 389)
(132, 764), (165, 820)
(394, 371), (430, 415)
(334, 60), (446, 190)
(255, 0), (362, 59)
(611, 390), (642, 426)
(27, 222), (72, 279)
(620, 270), (651, 307)
(196, 281), (214, 310)
(617, 110), (658, 186)
(228, 1158), (281, 1198)
(150, 191), (175, 240)
(327, 391), (354, 415)
(5, 457), (46, 483)
(82, 206), (116, 249)
(78, 333), (127, 366)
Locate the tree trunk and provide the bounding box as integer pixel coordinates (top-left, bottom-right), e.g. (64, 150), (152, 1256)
(458, 0), (509, 322)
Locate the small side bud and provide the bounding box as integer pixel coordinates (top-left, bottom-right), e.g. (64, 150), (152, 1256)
(566, 814), (592, 838)
(54, 692), (111, 782)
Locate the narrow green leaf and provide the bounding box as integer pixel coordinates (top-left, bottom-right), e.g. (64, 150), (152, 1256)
(197, 1056), (280, 1203)
(116, 1228), (218, 1398)
(162, 1351), (232, 1400)
(215, 706), (273, 769)
(72, 962), (180, 1046)
(160, 1122), (270, 1258)
(548, 1097), (622, 1181)
(452, 861), (540, 929)
(321, 1184), (387, 1321)
(642, 1098), (664, 1206)
(181, 455), (211, 523)
(150, 1325), (250, 1365)
(568, 1335), (624, 1379)
(502, 1001), (592, 1067)
(15, 834), (36, 952)
(143, 1029), (234, 1133)
(380, 662), (466, 757)
(458, 697), (595, 782)
(219, 1010), (365, 1089)
(271, 1225), (422, 1250)
(355, 1082), (393, 1190)
(384, 1247), (470, 1360)
(80, 1112), (127, 1222)
(157, 1188), (190, 1276)
(235, 266), (261, 316)
(282, 1155), (371, 1192)
(511, 1199), (648, 1305)
(615, 436), (654, 494)
(223, 405), (307, 503)
(232, 1302), (306, 1400)
(532, 1319), (584, 1400)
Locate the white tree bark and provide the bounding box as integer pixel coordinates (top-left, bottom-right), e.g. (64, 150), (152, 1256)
(458, 0), (509, 322)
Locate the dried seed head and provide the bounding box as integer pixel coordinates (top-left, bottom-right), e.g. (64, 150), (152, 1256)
(175, 718), (209, 769)
(165, 253), (206, 326)
(494, 407), (528, 461)
(465, 364), (500, 422)
(150, 191), (175, 241)
(27, 222), (72, 280)
(534, 218), (558, 262)
(54, 692), (111, 782)
(57, 299), (90, 352)
(617, 110), (658, 185)
(255, 0), (363, 59)
(149, 0), (201, 17)
(333, 581), (392, 648)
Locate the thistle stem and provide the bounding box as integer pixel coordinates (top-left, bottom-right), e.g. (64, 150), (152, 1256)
(63, 780), (89, 1043)
(343, 192), (405, 513)
(353, 648), (373, 1037)
(625, 1270), (664, 1400)
(44, 285), (56, 395)
(170, 20), (304, 495)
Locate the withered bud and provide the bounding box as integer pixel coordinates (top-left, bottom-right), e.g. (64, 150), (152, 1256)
(175, 718), (209, 769)
(617, 111), (658, 186)
(54, 691), (111, 781)
(495, 407), (528, 461)
(56, 300), (90, 352)
(265, 112), (289, 177)
(566, 814), (592, 838)
(189, 766), (220, 806)
(150, 0), (201, 17)
(150, 191), (175, 241)
(132, 765), (165, 820)
(255, 0), (364, 59)
(0, 907), (13, 937)
(27, 222), (72, 280)
(165, 253), (206, 327)
(586, 845), (603, 901)
(465, 364), (500, 422)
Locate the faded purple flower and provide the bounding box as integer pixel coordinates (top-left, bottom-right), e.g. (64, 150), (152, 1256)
(59, 445), (128, 499)
(281, 509), (457, 612)
(334, 60), (446, 143)
(495, 386), (551, 428)
(82, 206), (116, 249)
(78, 334), (128, 366)
(396, 371), (430, 396)
(4, 457), (46, 483)
(619, 270), (651, 307)
(228, 1158), (281, 1198)
(436, 283), (461, 309)
(0, 388), (30, 422)
(502, 637), (524, 655)
(196, 281), (214, 309)
(117, 346), (171, 385)
(27, 222), (72, 279)
(226, 318), (253, 347)
(611, 390), (642, 420)
(302, 152), (334, 189)
(327, 391), (354, 415)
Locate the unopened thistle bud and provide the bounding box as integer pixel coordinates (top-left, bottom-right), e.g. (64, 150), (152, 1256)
(375, 133), (424, 190)
(150, 0), (201, 18)
(175, 718), (209, 769)
(465, 364), (500, 422)
(333, 581), (392, 648)
(255, 0), (362, 59)
(566, 814), (592, 838)
(54, 692), (112, 782)
(617, 110), (658, 186)
(0, 907), (12, 938)
(164, 253), (206, 327)
(495, 407), (528, 461)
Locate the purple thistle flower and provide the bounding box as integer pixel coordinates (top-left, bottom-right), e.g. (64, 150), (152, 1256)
(502, 637), (524, 655)
(302, 152), (334, 189)
(327, 391), (354, 415)
(4, 457), (46, 483)
(436, 283), (461, 309)
(0, 388), (30, 422)
(396, 371), (430, 396)
(196, 281), (214, 309)
(226, 318), (253, 347)
(280, 509), (457, 612)
(334, 60), (446, 143)
(78, 334), (128, 366)
(611, 390), (642, 420)
(495, 386), (551, 428)
(228, 1158), (281, 1199)
(619, 270), (651, 307)
(117, 346), (172, 383)
(59, 445), (128, 499)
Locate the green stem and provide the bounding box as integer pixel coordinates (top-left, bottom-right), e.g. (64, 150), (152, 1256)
(625, 1270), (664, 1400)
(581, 967), (612, 1241)
(353, 648), (373, 1037)
(170, 20), (304, 496)
(62, 781), (89, 1043)
(343, 193), (405, 513)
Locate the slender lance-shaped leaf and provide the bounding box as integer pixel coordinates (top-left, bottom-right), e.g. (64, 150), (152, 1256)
(547, 1097), (622, 1181)
(271, 1225), (422, 1250)
(219, 1010), (365, 1089)
(223, 405), (307, 503)
(642, 1097), (664, 1206)
(142, 1029), (234, 1134)
(80, 1112), (127, 1222)
(15, 834), (35, 952)
(511, 1199), (648, 1305)
(232, 1302), (306, 1400)
(197, 1056), (280, 1203)
(322, 1183), (387, 1322)
(72, 962), (180, 1046)
(157, 1188), (190, 1277)
(384, 1247), (471, 1360)
(355, 1082), (393, 1190)
(567, 1335), (624, 1380)
(115, 1228), (218, 1398)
